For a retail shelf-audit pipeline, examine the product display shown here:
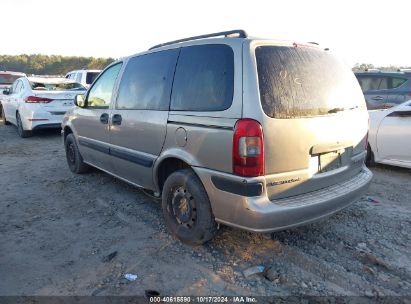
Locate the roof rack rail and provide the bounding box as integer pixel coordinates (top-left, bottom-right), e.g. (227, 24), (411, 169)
(149, 29), (248, 50)
(364, 68), (380, 72)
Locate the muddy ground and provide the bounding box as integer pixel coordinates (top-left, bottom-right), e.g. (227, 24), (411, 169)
(0, 121), (410, 298)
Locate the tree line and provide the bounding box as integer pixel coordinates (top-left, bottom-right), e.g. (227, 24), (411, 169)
(0, 54), (115, 75)
(1, 55), (410, 75)
(352, 63), (411, 72)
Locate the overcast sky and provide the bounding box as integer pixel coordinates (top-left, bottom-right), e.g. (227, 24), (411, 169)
(2, 0), (410, 67)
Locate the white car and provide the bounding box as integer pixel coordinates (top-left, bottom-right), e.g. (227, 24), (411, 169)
(367, 100), (411, 168)
(1, 77), (86, 137)
(0, 71), (26, 117)
(65, 69), (101, 88)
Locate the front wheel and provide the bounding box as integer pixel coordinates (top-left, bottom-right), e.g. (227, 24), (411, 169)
(16, 112), (32, 138)
(162, 169), (218, 245)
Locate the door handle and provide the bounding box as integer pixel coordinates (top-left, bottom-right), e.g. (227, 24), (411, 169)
(100, 113), (109, 124)
(371, 96), (384, 101)
(112, 114), (122, 125)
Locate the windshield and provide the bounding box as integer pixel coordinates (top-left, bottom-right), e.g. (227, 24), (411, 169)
(255, 46), (365, 118)
(86, 72), (100, 85)
(30, 81), (85, 91)
(0, 74), (22, 85)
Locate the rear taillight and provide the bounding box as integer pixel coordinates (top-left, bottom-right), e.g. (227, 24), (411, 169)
(233, 119), (264, 177)
(24, 96), (53, 103)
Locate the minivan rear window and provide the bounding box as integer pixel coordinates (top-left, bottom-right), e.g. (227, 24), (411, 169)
(171, 44), (234, 112)
(256, 46), (364, 118)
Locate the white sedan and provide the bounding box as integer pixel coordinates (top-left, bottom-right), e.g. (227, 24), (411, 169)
(367, 99), (411, 168)
(1, 77), (86, 137)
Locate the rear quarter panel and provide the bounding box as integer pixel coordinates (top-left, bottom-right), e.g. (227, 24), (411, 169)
(158, 39), (244, 174)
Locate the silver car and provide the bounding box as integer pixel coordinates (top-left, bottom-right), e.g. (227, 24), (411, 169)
(62, 30), (372, 245)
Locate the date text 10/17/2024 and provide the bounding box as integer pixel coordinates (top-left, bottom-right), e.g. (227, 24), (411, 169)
(149, 296), (257, 303)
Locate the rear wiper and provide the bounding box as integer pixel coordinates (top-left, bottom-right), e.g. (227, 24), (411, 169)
(328, 107), (344, 114)
(328, 106), (359, 113)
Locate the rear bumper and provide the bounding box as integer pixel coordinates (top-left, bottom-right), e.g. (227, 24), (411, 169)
(194, 166), (372, 233)
(19, 106), (68, 130)
(32, 123), (61, 130)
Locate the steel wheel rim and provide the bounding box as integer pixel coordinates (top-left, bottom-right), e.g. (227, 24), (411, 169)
(67, 142), (76, 164)
(170, 186), (197, 229)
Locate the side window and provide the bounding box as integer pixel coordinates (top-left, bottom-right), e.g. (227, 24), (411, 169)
(14, 80), (23, 94)
(378, 77), (389, 90)
(171, 44), (234, 111)
(76, 73), (82, 83)
(9, 80), (18, 94)
(87, 63), (122, 108)
(357, 76), (382, 91)
(116, 49), (179, 110)
(390, 77), (407, 89)
(65, 74), (70, 79)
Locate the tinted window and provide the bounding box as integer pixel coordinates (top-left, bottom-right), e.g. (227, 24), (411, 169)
(0, 74), (22, 85)
(356, 75), (408, 91)
(378, 77), (389, 90)
(391, 77), (407, 89)
(87, 63), (122, 108)
(116, 50), (179, 110)
(356, 76), (382, 91)
(86, 72), (100, 85)
(171, 44), (234, 111)
(256, 46), (364, 118)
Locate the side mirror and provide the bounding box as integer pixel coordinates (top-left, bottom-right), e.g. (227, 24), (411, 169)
(74, 94), (86, 107)
(2, 89), (10, 95)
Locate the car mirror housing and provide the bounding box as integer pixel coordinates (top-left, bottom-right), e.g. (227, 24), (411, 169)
(74, 94), (86, 107)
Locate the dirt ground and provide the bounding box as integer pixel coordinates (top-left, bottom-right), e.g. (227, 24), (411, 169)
(0, 121), (410, 297)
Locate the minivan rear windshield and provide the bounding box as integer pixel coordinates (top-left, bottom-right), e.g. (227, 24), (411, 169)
(256, 46), (364, 119)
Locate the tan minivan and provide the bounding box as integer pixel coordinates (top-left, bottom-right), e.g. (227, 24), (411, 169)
(62, 30), (372, 245)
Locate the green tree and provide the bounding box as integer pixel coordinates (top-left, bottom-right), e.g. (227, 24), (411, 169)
(0, 54), (115, 75)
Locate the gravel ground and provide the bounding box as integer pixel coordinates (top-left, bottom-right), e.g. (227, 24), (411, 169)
(0, 121), (410, 297)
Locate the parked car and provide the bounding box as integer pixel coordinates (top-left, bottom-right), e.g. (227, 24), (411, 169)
(62, 30), (372, 245)
(65, 69), (101, 88)
(0, 71), (26, 117)
(1, 77), (86, 137)
(355, 71), (411, 110)
(367, 100), (411, 169)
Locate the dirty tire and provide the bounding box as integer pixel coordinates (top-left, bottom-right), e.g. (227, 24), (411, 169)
(366, 145), (375, 167)
(16, 112), (32, 138)
(64, 133), (90, 174)
(1, 106), (11, 125)
(162, 169), (217, 245)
